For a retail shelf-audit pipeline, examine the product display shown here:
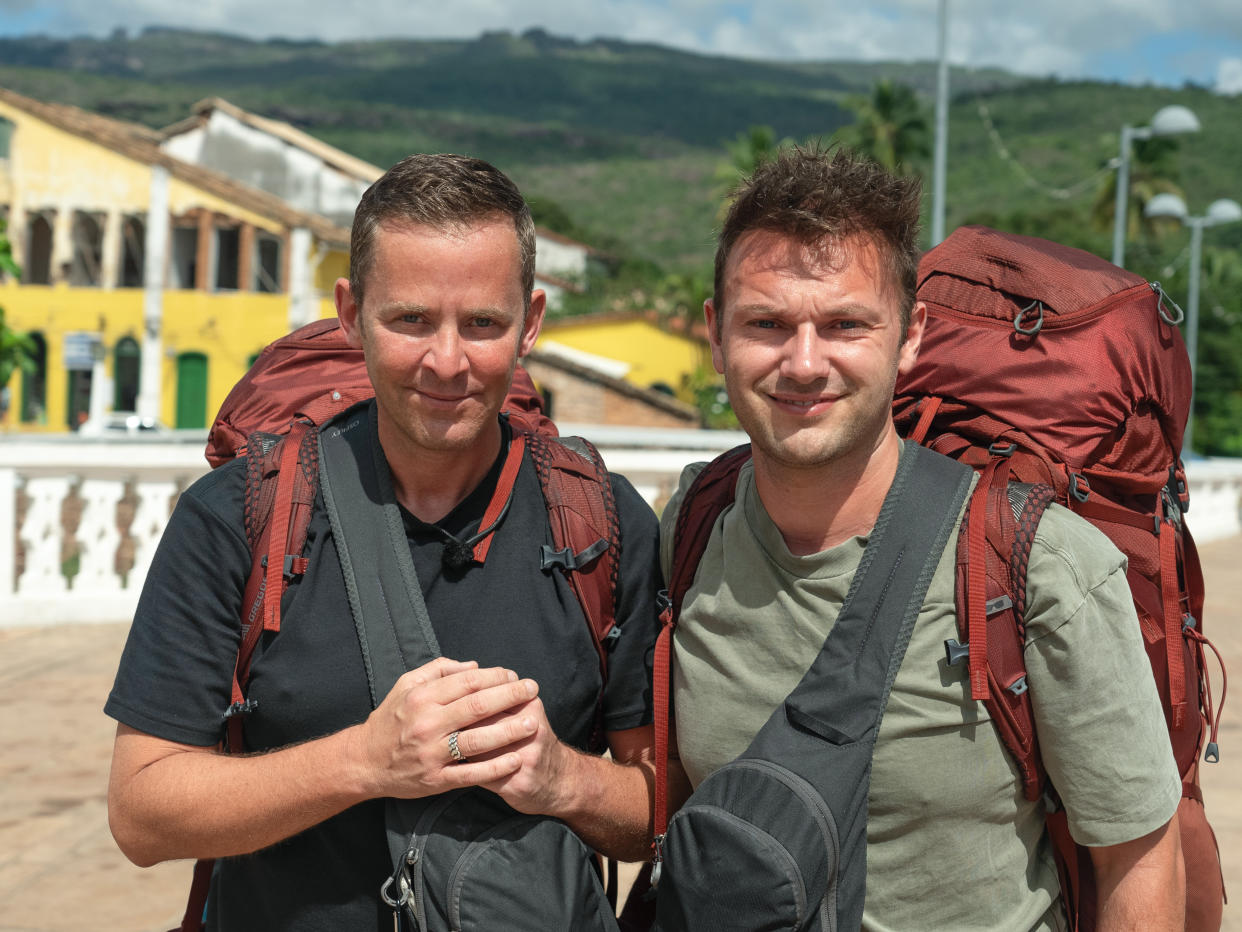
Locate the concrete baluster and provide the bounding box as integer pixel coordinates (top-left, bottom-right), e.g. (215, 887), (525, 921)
(129, 480), (176, 585)
(17, 477), (71, 595)
(73, 479), (125, 593)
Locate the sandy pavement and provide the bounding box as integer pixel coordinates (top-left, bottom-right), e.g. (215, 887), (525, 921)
(1, 533), (1238, 931)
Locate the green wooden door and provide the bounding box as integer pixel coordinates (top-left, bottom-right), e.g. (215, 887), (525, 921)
(175, 352), (208, 429)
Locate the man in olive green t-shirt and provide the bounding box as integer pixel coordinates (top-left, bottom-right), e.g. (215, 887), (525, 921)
(661, 147), (1184, 930)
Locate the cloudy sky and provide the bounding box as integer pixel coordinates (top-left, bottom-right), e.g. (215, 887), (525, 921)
(2, 0), (1240, 93)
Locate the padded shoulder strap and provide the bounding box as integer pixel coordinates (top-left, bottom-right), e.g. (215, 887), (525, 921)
(653, 444), (751, 846)
(951, 464), (1056, 801)
(524, 431), (619, 751)
(666, 444), (754, 621)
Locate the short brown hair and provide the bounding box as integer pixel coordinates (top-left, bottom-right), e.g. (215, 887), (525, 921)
(349, 153), (536, 308)
(714, 145), (922, 333)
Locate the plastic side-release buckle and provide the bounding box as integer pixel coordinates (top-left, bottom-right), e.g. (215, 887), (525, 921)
(944, 639), (970, 667)
(540, 537), (609, 572)
(1006, 675), (1029, 696)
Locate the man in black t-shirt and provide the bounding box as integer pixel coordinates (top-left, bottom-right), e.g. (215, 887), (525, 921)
(105, 154), (661, 930)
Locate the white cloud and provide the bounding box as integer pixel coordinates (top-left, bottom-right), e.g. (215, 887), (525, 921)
(1217, 57), (1242, 95)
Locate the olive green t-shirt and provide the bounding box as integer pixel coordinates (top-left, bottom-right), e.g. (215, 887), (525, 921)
(662, 458), (1181, 932)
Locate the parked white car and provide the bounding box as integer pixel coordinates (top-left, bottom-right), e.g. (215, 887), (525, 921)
(77, 412), (169, 436)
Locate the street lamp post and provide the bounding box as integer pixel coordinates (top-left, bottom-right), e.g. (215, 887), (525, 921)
(1111, 105), (1201, 269)
(1144, 193), (1242, 454)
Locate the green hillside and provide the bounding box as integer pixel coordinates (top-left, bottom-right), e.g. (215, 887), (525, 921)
(2, 27), (1240, 451)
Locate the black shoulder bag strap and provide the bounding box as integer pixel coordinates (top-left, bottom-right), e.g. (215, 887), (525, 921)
(741, 443), (974, 932)
(317, 401), (445, 891)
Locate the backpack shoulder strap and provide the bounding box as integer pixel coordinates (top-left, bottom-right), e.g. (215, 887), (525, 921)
(228, 420), (318, 747)
(666, 444), (754, 621)
(179, 422), (321, 932)
(523, 430), (620, 751)
(653, 443), (753, 858)
(950, 459), (1056, 801)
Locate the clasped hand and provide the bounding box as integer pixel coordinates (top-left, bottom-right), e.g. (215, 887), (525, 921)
(356, 657), (573, 816)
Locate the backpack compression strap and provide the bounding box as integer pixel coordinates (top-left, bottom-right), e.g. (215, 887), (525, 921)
(524, 431), (620, 752)
(653, 444), (752, 850)
(949, 456), (1055, 801)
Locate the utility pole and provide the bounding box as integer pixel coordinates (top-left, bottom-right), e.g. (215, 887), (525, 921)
(931, 0), (950, 245)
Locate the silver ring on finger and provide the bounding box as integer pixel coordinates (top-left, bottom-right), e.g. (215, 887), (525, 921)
(448, 730), (467, 763)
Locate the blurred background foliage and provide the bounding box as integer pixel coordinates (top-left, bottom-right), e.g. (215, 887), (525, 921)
(2, 27), (1239, 449)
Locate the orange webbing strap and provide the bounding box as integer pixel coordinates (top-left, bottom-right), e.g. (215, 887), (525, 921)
(909, 394), (943, 443)
(652, 607), (674, 843)
(966, 459), (1006, 701)
(262, 422), (310, 634)
(1159, 515), (1188, 730)
(470, 434), (526, 564)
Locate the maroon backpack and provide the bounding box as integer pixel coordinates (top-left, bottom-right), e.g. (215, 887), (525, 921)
(176, 318), (621, 932)
(893, 225), (1225, 931)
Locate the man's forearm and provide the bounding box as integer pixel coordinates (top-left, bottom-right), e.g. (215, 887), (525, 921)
(1091, 817), (1184, 932)
(554, 749), (655, 862)
(108, 723), (375, 866)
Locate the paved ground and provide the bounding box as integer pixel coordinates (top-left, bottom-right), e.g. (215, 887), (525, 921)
(1, 534), (1238, 932)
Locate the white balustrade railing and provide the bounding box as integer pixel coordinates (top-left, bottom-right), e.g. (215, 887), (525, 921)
(2, 428), (1239, 627)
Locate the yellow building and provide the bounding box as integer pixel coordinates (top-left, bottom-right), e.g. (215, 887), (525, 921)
(536, 309), (713, 402)
(0, 87), (349, 432)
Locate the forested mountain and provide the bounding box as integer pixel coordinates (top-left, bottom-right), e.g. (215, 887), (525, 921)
(3, 27), (1240, 450)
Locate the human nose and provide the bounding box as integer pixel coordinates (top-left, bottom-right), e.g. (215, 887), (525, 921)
(426, 325), (469, 381)
(780, 322), (831, 383)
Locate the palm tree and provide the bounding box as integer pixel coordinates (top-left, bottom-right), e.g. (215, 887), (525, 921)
(1090, 135), (1186, 241)
(833, 80), (930, 176)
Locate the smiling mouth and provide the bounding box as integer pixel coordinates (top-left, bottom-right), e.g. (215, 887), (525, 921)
(770, 394), (836, 409)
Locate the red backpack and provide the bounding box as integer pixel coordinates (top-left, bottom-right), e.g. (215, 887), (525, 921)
(176, 318), (621, 932)
(893, 225), (1225, 931)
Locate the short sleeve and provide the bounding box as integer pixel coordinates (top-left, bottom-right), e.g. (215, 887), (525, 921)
(104, 460), (252, 746)
(1022, 504), (1181, 847)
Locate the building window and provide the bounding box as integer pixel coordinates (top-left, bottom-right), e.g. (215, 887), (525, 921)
(113, 336), (141, 411)
(118, 215), (145, 287)
(171, 226), (198, 289)
(27, 212), (53, 285)
(69, 211), (104, 287)
(0, 117), (13, 159)
(254, 232), (282, 293)
(214, 226), (240, 291)
(20, 331), (46, 424)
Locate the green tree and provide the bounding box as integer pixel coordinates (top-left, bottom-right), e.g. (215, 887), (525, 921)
(833, 80), (929, 176)
(1187, 245), (1242, 456)
(0, 218), (34, 401)
(714, 125), (795, 200)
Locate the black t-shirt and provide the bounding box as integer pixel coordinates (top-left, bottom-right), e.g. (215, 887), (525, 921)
(105, 414), (660, 931)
